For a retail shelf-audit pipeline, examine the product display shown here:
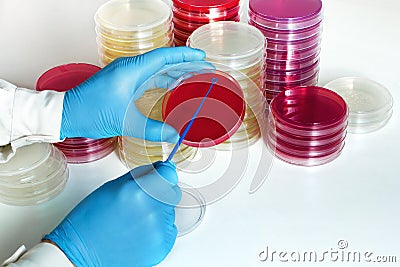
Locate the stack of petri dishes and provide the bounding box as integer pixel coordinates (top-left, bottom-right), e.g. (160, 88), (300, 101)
(324, 77), (394, 134)
(187, 22), (267, 149)
(266, 86), (349, 166)
(95, 0), (174, 66)
(36, 63), (118, 164)
(248, 0), (323, 101)
(0, 143), (68, 206)
(172, 0), (241, 46)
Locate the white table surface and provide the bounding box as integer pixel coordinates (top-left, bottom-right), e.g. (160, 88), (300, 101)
(1, 0), (400, 266)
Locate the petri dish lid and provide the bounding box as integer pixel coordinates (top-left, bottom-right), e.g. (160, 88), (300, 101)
(0, 143), (52, 175)
(271, 86), (348, 130)
(36, 63), (100, 92)
(249, 0), (322, 22)
(172, 0), (239, 12)
(324, 77), (394, 123)
(162, 70), (246, 148)
(95, 0), (171, 32)
(187, 22), (265, 61)
(175, 183), (206, 237)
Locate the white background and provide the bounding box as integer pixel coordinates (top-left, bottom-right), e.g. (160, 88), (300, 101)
(1, 0), (400, 266)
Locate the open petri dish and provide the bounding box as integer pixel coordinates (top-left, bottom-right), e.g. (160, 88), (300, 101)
(324, 77), (394, 133)
(266, 86), (348, 166)
(0, 143), (68, 206)
(175, 182), (206, 237)
(162, 70), (246, 148)
(36, 63), (118, 164)
(271, 86), (348, 131)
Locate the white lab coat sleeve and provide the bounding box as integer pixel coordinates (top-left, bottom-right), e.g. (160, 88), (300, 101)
(1, 243), (73, 267)
(0, 79), (65, 163)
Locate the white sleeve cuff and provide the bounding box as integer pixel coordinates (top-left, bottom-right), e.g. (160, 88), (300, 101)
(2, 243), (73, 267)
(0, 79), (65, 163)
(12, 87), (65, 145)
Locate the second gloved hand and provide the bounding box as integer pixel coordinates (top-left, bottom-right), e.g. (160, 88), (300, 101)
(60, 47), (207, 142)
(44, 161), (181, 267)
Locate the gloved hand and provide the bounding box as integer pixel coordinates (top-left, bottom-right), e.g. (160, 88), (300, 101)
(60, 47), (207, 143)
(44, 161), (181, 267)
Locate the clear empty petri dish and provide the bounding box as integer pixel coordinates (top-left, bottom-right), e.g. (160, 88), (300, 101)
(0, 143), (68, 206)
(175, 182), (206, 237)
(324, 77), (394, 133)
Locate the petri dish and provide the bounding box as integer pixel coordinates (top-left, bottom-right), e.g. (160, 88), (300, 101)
(267, 136), (345, 166)
(265, 42), (320, 61)
(265, 52), (320, 71)
(269, 114), (347, 147)
(36, 63), (100, 91)
(271, 86), (348, 131)
(324, 77), (394, 133)
(263, 71), (319, 92)
(172, 0), (240, 12)
(98, 39), (174, 61)
(187, 22), (265, 68)
(175, 182), (206, 237)
(162, 70), (246, 147)
(249, 19), (322, 42)
(265, 33), (321, 51)
(268, 132), (345, 158)
(0, 143), (68, 206)
(248, 0), (323, 25)
(95, 0), (172, 32)
(172, 5), (240, 23)
(36, 63), (118, 163)
(263, 61), (319, 83)
(96, 29), (173, 50)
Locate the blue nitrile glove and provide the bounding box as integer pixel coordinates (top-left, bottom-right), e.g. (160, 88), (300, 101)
(60, 47), (207, 143)
(44, 161), (181, 267)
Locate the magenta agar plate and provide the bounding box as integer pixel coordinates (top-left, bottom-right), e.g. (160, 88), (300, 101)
(162, 71), (245, 148)
(249, 0), (322, 27)
(267, 86), (348, 166)
(36, 63), (117, 163)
